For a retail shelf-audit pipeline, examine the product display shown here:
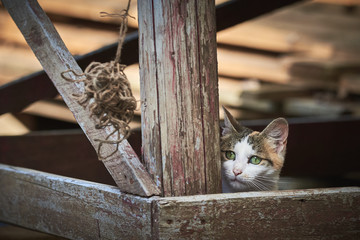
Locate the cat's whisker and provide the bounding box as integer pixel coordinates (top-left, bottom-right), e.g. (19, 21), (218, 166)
(252, 178), (274, 191)
(221, 107), (288, 193)
(244, 181), (260, 191)
(242, 178), (270, 191)
(254, 176), (278, 182)
(247, 182), (260, 191)
(248, 181), (267, 191)
(253, 177), (276, 185)
(256, 181), (271, 191)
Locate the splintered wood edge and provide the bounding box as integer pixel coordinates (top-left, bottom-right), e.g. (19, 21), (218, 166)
(2, 0), (160, 197)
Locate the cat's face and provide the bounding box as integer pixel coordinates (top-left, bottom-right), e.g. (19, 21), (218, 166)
(221, 107), (288, 193)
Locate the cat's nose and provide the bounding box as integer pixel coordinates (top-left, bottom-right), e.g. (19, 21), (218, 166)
(233, 168), (242, 176)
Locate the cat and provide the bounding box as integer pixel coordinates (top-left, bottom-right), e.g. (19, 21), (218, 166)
(221, 107), (289, 193)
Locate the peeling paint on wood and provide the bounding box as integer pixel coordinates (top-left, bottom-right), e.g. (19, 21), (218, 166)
(2, 0), (160, 197)
(138, 0), (221, 197)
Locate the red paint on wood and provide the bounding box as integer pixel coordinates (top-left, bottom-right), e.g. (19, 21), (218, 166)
(139, 0), (221, 197)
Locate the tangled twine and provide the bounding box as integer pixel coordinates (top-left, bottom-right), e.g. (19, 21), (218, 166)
(61, 0), (136, 160)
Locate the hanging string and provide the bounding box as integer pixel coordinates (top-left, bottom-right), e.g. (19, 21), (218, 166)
(61, 0), (136, 160)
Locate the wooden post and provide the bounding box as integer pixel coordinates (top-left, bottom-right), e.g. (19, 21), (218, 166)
(3, 0), (160, 197)
(138, 0), (221, 196)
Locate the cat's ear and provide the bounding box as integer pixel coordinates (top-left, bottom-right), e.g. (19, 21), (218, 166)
(222, 106), (244, 135)
(261, 118), (289, 154)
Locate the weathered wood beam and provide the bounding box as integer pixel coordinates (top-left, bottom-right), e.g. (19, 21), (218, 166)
(1, 164), (359, 239)
(139, 0), (221, 196)
(0, 164), (155, 239)
(153, 187), (360, 239)
(2, 0), (160, 196)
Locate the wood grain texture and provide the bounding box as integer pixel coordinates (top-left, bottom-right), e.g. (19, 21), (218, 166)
(0, 164), (154, 240)
(154, 187), (360, 239)
(2, 0), (160, 197)
(1, 164), (359, 239)
(138, 0), (221, 197)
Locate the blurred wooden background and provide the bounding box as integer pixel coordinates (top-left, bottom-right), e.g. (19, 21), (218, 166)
(1, 0), (360, 238)
(1, 0), (360, 135)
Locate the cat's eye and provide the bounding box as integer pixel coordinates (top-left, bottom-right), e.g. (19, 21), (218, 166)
(225, 151), (236, 160)
(249, 156), (262, 165)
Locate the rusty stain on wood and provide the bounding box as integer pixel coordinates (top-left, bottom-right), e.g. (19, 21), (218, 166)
(2, 0), (160, 197)
(138, 0), (221, 197)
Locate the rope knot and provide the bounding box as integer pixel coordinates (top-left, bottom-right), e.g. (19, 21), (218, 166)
(61, 1), (135, 160)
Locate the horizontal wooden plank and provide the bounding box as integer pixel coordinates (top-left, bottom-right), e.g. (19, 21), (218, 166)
(0, 128), (144, 186)
(217, 46), (360, 87)
(37, 0), (139, 28)
(0, 8), (119, 56)
(0, 130), (114, 185)
(215, 0), (301, 32)
(0, 113), (29, 136)
(154, 187), (360, 239)
(284, 97), (348, 116)
(0, 224), (67, 240)
(1, 163), (359, 239)
(22, 100), (77, 123)
(240, 83), (314, 100)
(217, 1), (360, 59)
(0, 163), (155, 240)
(217, 47), (290, 83)
(0, 45), (42, 86)
(2, 116), (359, 183)
(21, 99), (142, 129)
(0, 71), (59, 115)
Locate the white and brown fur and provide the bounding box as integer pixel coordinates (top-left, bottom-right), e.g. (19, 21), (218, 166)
(221, 107), (289, 193)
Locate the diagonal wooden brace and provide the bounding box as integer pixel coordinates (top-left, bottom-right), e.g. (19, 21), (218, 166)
(2, 0), (160, 197)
